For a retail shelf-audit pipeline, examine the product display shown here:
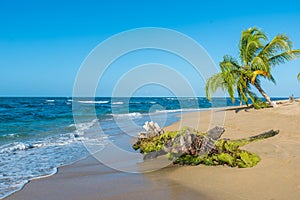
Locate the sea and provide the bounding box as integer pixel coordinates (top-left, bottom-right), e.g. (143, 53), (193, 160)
(0, 97), (287, 199)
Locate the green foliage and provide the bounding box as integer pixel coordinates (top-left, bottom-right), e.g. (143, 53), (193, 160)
(173, 139), (261, 168)
(133, 127), (202, 154)
(252, 98), (270, 109)
(298, 73), (300, 81)
(206, 27), (300, 107)
(132, 130), (179, 153)
(215, 139), (247, 152)
(238, 151), (260, 168)
(217, 153), (235, 166)
(172, 155), (203, 166)
(172, 151), (260, 168)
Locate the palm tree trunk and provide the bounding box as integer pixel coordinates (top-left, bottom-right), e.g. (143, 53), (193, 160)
(253, 82), (277, 107)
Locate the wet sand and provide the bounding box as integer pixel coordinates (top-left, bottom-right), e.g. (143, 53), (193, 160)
(5, 101), (300, 200)
(5, 155), (208, 200)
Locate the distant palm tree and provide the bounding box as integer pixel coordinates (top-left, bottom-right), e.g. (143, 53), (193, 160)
(206, 27), (300, 107)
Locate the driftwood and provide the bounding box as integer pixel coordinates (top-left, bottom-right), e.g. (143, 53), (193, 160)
(133, 121), (279, 168)
(163, 127), (225, 156)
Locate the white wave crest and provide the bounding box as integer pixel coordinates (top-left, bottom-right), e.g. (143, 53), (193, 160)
(0, 142), (27, 153)
(111, 101), (124, 105)
(154, 108), (203, 114)
(77, 100), (109, 104)
(73, 119), (98, 136)
(112, 112), (142, 118)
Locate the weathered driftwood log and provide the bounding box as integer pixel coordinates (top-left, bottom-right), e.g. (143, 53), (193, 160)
(163, 126), (225, 156)
(133, 121), (279, 168)
(231, 129), (279, 143)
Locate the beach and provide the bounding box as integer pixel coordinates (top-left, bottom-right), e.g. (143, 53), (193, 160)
(2, 1), (300, 200)
(5, 101), (300, 200)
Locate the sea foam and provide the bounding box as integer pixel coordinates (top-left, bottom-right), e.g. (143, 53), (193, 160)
(78, 100), (109, 104)
(0, 119), (106, 200)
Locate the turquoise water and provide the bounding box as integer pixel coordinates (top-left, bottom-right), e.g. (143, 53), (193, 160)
(0, 97), (287, 199)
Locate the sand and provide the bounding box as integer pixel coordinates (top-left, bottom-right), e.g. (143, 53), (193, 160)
(165, 101), (300, 200)
(5, 101), (300, 200)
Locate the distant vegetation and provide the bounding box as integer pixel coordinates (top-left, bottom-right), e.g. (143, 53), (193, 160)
(206, 27), (300, 108)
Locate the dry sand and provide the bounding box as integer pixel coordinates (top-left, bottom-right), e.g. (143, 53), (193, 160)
(164, 101), (300, 200)
(5, 102), (300, 200)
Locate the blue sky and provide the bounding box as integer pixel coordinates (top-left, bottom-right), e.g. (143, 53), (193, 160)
(1, 0), (300, 97)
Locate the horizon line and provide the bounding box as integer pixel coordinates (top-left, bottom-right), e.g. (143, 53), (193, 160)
(0, 96), (293, 98)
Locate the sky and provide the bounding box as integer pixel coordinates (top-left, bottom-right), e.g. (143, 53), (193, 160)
(1, 0), (300, 97)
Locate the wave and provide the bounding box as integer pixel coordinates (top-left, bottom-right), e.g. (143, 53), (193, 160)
(72, 119), (98, 137)
(154, 108), (204, 114)
(129, 101), (141, 104)
(0, 142), (27, 153)
(129, 101), (156, 104)
(46, 100), (55, 102)
(0, 120), (100, 154)
(110, 108), (206, 119)
(77, 100), (109, 104)
(111, 101), (124, 105)
(0, 119), (104, 200)
(1, 133), (87, 155)
(111, 112), (143, 118)
(0, 133), (18, 139)
(166, 97), (176, 100)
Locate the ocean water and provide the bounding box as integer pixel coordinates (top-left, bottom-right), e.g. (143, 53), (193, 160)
(0, 97), (287, 199)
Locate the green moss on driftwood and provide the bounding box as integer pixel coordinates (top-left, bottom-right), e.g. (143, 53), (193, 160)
(132, 130), (178, 153)
(172, 139), (261, 167)
(133, 128), (202, 154)
(133, 128), (279, 168)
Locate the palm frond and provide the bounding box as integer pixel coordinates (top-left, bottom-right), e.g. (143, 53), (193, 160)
(237, 80), (249, 104)
(239, 27), (267, 66)
(259, 34), (293, 59)
(205, 73), (225, 101)
(268, 50), (300, 66)
(236, 72), (253, 104)
(206, 55), (241, 102)
(250, 56), (270, 74)
(220, 55), (241, 71)
(269, 74), (276, 84)
(298, 73), (300, 81)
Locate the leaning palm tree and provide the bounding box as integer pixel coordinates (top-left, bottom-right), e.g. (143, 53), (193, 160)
(206, 27), (300, 107)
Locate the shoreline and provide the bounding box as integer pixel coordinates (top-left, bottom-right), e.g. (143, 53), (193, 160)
(1, 152), (93, 200)
(2, 103), (230, 200)
(5, 100), (300, 199)
(1, 103), (244, 200)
